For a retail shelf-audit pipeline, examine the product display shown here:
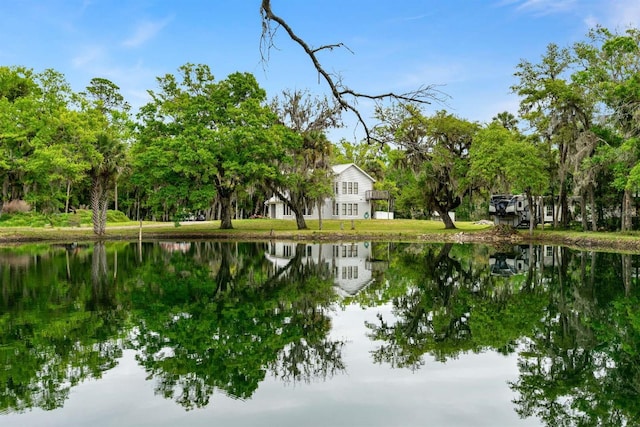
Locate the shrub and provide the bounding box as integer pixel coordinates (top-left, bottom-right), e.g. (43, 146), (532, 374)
(2, 200), (31, 214)
(106, 210), (130, 223)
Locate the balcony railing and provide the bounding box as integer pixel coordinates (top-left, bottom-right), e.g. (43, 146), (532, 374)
(365, 190), (390, 200)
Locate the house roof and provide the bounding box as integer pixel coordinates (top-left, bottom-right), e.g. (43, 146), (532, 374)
(332, 163), (376, 182)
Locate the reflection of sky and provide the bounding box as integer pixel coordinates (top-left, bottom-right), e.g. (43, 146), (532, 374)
(4, 304), (541, 427)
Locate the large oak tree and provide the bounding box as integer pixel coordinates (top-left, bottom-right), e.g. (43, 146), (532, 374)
(136, 64), (288, 229)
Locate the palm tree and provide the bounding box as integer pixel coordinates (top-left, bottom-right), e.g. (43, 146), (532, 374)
(90, 133), (125, 236)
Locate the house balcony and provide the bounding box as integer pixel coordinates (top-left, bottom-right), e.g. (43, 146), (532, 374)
(365, 190), (390, 201)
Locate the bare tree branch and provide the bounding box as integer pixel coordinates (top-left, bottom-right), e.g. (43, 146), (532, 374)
(260, 0), (445, 143)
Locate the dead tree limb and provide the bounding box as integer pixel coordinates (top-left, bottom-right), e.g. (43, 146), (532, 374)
(260, 0), (445, 142)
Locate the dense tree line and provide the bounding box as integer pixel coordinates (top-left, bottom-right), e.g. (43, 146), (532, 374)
(2, 25), (640, 232)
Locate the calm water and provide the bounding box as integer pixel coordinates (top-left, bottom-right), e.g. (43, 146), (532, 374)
(1, 240), (639, 427)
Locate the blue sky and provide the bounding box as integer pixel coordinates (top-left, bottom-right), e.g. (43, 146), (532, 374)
(2, 0), (640, 142)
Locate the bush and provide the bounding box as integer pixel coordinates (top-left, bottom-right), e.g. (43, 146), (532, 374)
(0, 209), (132, 227)
(106, 210), (130, 223)
(2, 200), (31, 214)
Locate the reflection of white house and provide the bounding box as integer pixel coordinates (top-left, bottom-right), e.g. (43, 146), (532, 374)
(265, 241), (375, 296)
(266, 163), (389, 220)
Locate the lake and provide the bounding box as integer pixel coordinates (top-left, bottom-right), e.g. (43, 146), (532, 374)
(1, 240), (638, 427)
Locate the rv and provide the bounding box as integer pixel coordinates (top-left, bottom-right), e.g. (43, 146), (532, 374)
(489, 194), (532, 228)
(489, 194), (560, 227)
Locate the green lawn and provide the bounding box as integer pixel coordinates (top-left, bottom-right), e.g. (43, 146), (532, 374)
(0, 216), (493, 243)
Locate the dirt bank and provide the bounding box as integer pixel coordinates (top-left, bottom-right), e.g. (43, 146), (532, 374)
(1, 223), (639, 253)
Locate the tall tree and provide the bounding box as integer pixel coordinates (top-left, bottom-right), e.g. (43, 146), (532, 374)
(82, 78), (130, 236)
(491, 111), (519, 131)
(268, 89), (341, 230)
(137, 64), (286, 229)
(469, 122), (548, 234)
(0, 67), (94, 214)
(513, 43), (595, 228)
(375, 105), (477, 229)
(573, 27), (640, 231)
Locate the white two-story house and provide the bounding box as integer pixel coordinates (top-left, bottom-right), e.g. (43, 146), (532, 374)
(266, 163), (383, 220)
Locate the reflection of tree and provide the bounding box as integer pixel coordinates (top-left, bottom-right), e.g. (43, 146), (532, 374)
(129, 242), (344, 409)
(0, 243), (127, 413)
(268, 245), (346, 384)
(510, 250), (640, 427)
(365, 243), (547, 369)
(361, 244), (640, 424)
(4, 241), (640, 423)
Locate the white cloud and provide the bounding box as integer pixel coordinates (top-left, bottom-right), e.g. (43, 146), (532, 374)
(122, 17), (171, 48)
(72, 45), (106, 67)
(601, 0), (640, 29)
(400, 63), (465, 87)
(497, 0), (578, 16)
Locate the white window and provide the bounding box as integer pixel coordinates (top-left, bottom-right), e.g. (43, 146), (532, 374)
(342, 204), (347, 215)
(348, 204), (353, 215)
(546, 205), (553, 217)
(354, 182), (359, 194)
(348, 244), (358, 257)
(334, 182), (339, 195)
(333, 202), (339, 216)
(348, 182), (353, 194)
(284, 204), (292, 216)
(333, 245), (340, 257)
(354, 204), (358, 216)
(344, 266), (357, 279)
(342, 182), (347, 194)
(283, 245), (292, 257)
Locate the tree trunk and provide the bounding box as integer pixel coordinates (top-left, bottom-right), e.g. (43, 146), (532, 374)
(435, 206), (456, 229)
(560, 195), (568, 228)
(526, 192), (535, 236)
(2, 176), (7, 201)
(580, 191), (588, 231)
(219, 192), (233, 229)
(91, 178), (109, 236)
(100, 193), (108, 231)
(589, 186), (597, 231)
(552, 189), (559, 228)
(293, 207), (308, 230)
(114, 181), (118, 212)
(91, 182), (104, 236)
(65, 180), (71, 213)
(317, 199), (323, 230)
(622, 188), (633, 231)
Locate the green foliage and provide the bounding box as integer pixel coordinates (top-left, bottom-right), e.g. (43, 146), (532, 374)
(0, 209), (129, 227)
(134, 64), (285, 229)
(374, 106), (478, 227)
(6, 25), (640, 233)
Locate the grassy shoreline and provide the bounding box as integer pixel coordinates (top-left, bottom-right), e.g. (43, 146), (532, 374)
(1, 218), (639, 252)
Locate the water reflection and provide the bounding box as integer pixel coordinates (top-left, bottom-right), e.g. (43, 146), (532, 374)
(1, 241), (639, 426)
(265, 241), (380, 296)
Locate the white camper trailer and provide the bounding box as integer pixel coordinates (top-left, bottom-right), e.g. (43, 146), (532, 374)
(489, 194), (532, 228)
